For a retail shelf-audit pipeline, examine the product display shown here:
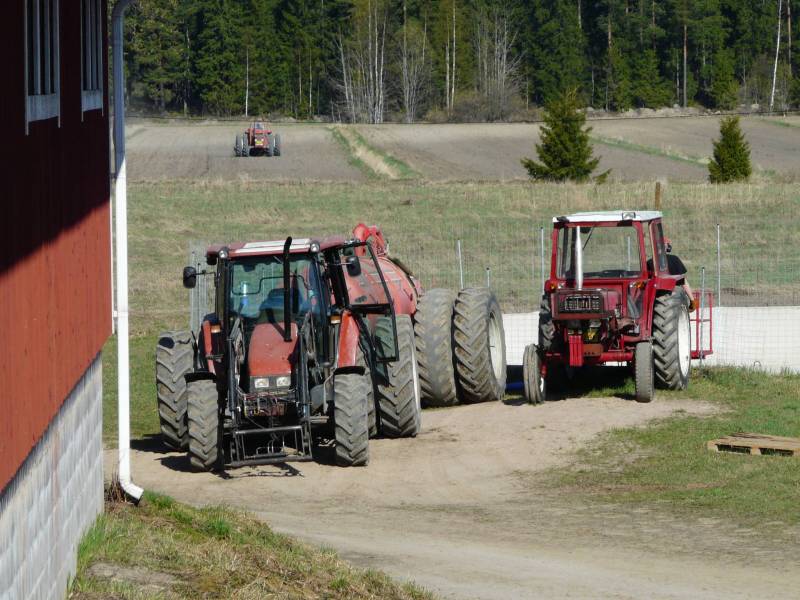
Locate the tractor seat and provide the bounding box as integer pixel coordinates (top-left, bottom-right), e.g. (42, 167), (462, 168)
(258, 287), (301, 325)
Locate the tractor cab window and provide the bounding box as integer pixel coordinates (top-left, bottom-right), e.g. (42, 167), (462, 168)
(341, 246), (392, 308)
(228, 255), (324, 340)
(652, 223), (669, 273)
(557, 225), (643, 279)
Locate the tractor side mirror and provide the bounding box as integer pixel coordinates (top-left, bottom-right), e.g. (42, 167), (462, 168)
(182, 266), (197, 289)
(346, 256), (361, 277)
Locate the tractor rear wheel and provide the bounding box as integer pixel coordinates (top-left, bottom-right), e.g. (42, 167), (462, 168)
(333, 373), (370, 466)
(538, 295), (557, 351)
(634, 341), (654, 403)
(234, 135), (240, 156)
(155, 330), (194, 450)
(375, 315), (422, 438)
(187, 379), (221, 471)
(522, 344), (545, 404)
(453, 288), (507, 403)
(652, 291), (691, 390)
(414, 288), (458, 407)
(274, 134), (282, 156)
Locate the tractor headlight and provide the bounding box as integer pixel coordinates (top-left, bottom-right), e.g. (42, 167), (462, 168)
(252, 376), (291, 390)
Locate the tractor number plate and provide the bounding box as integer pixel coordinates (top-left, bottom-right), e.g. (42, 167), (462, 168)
(563, 295), (601, 312)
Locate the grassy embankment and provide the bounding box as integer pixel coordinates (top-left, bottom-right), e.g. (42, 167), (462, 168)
(70, 492), (433, 600)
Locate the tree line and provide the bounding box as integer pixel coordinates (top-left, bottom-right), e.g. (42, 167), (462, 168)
(123, 0), (800, 121)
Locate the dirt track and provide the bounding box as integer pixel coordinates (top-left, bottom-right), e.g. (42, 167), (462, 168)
(109, 396), (800, 599)
(126, 117), (800, 183)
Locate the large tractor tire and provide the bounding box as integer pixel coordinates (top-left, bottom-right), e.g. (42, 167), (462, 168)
(333, 373), (370, 466)
(355, 346), (378, 438)
(155, 330), (194, 450)
(266, 133), (274, 157)
(522, 344), (545, 404)
(187, 379), (221, 471)
(273, 134), (282, 156)
(634, 341), (655, 403)
(414, 288), (458, 407)
(652, 290), (691, 390)
(453, 288), (507, 403)
(537, 295), (557, 352)
(375, 315), (422, 438)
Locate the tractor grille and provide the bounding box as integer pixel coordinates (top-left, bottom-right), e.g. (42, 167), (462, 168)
(243, 390), (295, 418)
(561, 294), (602, 313)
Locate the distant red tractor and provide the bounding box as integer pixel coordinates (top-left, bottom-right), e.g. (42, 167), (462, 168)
(523, 211), (712, 404)
(234, 121), (282, 157)
(155, 225), (506, 471)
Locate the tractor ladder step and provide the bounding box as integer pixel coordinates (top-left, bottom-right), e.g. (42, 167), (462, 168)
(707, 433), (800, 457)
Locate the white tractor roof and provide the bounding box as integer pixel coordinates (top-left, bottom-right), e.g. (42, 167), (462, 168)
(553, 210), (662, 223)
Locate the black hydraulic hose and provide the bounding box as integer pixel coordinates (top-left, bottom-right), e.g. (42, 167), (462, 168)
(283, 237), (292, 342)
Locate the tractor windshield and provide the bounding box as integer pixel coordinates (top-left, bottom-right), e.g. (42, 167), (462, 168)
(557, 225), (642, 279)
(228, 255), (323, 332)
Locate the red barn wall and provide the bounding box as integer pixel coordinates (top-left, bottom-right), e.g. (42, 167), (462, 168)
(0, 1), (112, 492)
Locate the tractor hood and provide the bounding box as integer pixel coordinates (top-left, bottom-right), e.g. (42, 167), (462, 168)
(247, 322), (298, 377)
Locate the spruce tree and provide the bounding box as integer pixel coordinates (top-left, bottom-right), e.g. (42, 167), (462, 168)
(710, 48), (738, 110)
(521, 88), (604, 182)
(708, 116), (751, 183)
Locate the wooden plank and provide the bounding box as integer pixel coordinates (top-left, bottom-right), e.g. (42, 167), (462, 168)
(707, 433), (800, 457)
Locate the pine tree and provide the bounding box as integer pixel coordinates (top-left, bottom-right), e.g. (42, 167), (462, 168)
(710, 48), (738, 109)
(708, 116), (751, 182)
(521, 88), (604, 182)
(632, 48), (671, 107)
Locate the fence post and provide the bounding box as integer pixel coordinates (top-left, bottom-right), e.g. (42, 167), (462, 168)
(539, 226), (545, 293)
(716, 223), (722, 307)
(456, 239), (464, 290)
(655, 181), (662, 210)
(699, 266), (706, 369)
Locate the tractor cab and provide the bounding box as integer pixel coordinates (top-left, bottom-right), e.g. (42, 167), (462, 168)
(523, 210), (711, 405)
(180, 235), (400, 469)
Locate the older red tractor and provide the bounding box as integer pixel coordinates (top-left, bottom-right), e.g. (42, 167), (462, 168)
(234, 121), (282, 157)
(522, 211), (711, 404)
(155, 225), (505, 471)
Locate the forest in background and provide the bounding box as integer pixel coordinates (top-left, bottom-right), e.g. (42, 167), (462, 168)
(123, 0), (800, 121)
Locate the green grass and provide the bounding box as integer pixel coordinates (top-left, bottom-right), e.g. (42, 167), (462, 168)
(591, 134), (709, 167)
(349, 128), (420, 179)
(70, 492), (434, 600)
(331, 126), (419, 179)
(552, 367), (800, 527)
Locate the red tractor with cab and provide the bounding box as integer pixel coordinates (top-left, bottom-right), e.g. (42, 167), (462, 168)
(155, 225), (506, 471)
(522, 211), (712, 404)
(234, 121), (282, 157)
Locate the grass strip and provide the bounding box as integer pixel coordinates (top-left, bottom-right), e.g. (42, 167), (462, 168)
(552, 366), (800, 528)
(330, 126), (382, 179)
(71, 492), (434, 599)
(591, 134), (709, 167)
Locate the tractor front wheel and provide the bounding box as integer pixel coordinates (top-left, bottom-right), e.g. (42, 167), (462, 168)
(155, 330), (194, 450)
(414, 288), (458, 407)
(333, 373), (370, 466)
(453, 288), (507, 403)
(522, 344), (546, 404)
(652, 291), (691, 390)
(634, 341), (655, 403)
(187, 379), (222, 471)
(375, 315), (422, 438)
(273, 134), (282, 156)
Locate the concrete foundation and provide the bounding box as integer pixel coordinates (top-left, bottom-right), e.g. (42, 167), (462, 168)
(0, 354), (104, 600)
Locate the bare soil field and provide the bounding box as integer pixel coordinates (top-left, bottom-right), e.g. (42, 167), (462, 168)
(126, 116), (799, 183)
(591, 116), (800, 176)
(108, 397), (800, 599)
(355, 122), (708, 182)
(126, 120), (366, 182)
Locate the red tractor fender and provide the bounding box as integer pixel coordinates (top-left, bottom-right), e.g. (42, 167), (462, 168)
(200, 318), (223, 376)
(336, 311), (364, 371)
(642, 275), (681, 337)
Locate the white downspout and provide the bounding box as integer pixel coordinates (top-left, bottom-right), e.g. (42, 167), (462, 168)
(575, 226), (584, 290)
(113, 0), (143, 502)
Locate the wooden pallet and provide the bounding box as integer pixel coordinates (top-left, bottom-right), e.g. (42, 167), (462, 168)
(707, 433), (800, 457)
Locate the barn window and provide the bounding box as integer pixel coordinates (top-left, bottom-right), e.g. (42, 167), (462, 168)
(81, 0), (103, 112)
(24, 0), (60, 131)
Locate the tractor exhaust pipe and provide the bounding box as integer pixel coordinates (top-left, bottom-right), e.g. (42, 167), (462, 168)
(575, 226), (584, 290)
(283, 237), (292, 342)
